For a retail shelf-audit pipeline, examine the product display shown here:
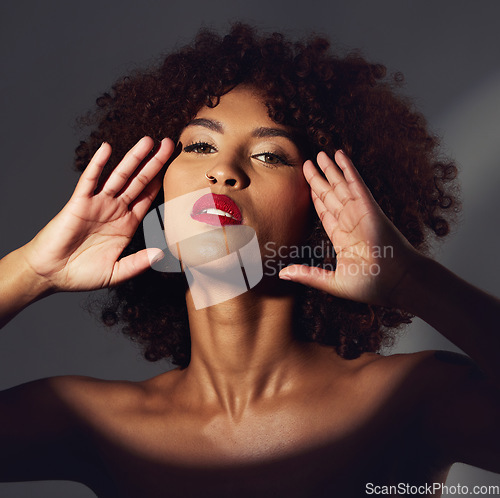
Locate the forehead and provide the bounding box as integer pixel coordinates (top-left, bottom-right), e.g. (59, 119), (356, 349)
(183, 86), (294, 137)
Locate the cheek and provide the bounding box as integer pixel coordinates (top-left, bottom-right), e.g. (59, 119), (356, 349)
(263, 176), (312, 242)
(162, 169), (174, 203)
(284, 175), (311, 221)
(163, 161), (197, 203)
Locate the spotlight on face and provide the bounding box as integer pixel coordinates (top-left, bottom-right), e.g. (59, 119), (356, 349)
(143, 189), (262, 309)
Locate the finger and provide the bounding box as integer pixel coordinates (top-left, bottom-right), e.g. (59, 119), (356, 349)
(333, 150), (361, 184)
(100, 137), (155, 197)
(109, 248), (164, 286)
(334, 150), (374, 200)
(317, 152), (357, 205)
(279, 264), (340, 295)
(311, 183), (343, 220)
(73, 142), (112, 197)
(129, 171), (164, 221)
(317, 151), (348, 191)
(311, 190), (340, 238)
(119, 138), (174, 205)
(304, 160), (354, 213)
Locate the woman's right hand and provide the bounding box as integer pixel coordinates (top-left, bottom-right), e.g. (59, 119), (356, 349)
(20, 137), (174, 293)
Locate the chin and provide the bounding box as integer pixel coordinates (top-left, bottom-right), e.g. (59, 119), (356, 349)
(175, 226), (263, 310)
(168, 225), (255, 267)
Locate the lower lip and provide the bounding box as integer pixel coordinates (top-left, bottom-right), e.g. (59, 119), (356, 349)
(190, 213), (242, 226)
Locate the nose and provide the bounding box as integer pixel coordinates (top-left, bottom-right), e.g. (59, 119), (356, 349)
(204, 160), (249, 189)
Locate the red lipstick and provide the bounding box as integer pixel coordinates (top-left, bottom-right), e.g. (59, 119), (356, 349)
(191, 193), (242, 226)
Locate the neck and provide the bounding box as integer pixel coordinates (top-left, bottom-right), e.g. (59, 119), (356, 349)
(180, 282), (316, 417)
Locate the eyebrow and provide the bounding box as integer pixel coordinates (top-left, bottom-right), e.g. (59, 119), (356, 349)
(252, 127), (295, 141)
(186, 119), (295, 142)
(185, 118), (224, 133)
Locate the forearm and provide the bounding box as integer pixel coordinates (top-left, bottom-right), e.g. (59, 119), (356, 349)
(0, 247), (53, 329)
(393, 255), (500, 383)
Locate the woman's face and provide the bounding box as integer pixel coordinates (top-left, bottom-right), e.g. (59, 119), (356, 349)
(162, 86), (312, 273)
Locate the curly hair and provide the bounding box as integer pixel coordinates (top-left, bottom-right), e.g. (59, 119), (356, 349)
(75, 23), (459, 368)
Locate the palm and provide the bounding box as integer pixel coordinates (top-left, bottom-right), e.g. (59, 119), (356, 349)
(23, 138), (174, 292)
(280, 150), (418, 306)
(44, 196), (144, 290)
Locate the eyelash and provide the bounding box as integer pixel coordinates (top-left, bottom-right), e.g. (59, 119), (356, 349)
(253, 152), (293, 167)
(183, 141), (294, 167)
(183, 142), (216, 154)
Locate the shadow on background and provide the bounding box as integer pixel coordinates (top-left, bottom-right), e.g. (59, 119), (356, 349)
(1, 0), (500, 496)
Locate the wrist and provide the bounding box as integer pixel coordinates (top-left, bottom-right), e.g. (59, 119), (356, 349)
(387, 251), (435, 314)
(0, 247), (55, 328)
(15, 244), (57, 298)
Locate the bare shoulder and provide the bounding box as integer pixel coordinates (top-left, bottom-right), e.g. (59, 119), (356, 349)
(367, 351), (500, 471)
(0, 374), (136, 423)
(35, 374), (146, 409)
(358, 349), (479, 379)
(0, 374), (158, 484)
(0, 369), (183, 485)
(349, 349), (484, 404)
(41, 369), (182, 422)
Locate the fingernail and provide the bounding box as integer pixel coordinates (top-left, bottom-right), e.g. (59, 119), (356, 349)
(152, 251), (165, 264)
(279, 273), (292, 281)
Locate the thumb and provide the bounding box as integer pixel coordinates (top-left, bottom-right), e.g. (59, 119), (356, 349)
(110, 248), (164, 286)
(279, 264), (339, 295)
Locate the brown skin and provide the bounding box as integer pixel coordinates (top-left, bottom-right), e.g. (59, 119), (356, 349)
(2, 350), (497, 497)
(1, 87), (500, 497)
(164, 87), (313, 414)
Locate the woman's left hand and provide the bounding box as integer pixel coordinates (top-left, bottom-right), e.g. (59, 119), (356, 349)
(279, 150), (422, 307)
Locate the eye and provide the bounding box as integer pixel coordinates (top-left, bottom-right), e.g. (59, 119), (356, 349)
(252, 152), (293, 167)
(183, 142), (217, 154)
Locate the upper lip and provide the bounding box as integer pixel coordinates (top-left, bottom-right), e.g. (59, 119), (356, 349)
(191, 193), (242, 222)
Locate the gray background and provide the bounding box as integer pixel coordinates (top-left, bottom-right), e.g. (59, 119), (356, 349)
(1, 0), (500, 495)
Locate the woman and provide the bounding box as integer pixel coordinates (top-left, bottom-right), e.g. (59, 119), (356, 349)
(1, 24), (499, 497)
